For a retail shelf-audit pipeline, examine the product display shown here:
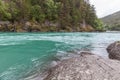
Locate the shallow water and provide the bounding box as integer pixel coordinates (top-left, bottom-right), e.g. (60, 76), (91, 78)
(0, 32), (120, 80)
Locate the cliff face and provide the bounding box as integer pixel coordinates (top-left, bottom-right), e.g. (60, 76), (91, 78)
(44, 52), (120, 80)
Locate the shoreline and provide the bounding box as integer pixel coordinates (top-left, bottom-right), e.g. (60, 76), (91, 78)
(0, 21), (105, 32)
(28, 41), (120, 80)
(44, 52), (120, 80)
(0, 33), (119, 80)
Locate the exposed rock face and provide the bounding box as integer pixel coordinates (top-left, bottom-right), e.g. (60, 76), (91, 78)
(23, 22), (31, 31)
(44, 52), (120, 80)
(107, 41), (120, 60)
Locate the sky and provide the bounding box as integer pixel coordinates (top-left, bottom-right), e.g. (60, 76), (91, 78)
(90, 0), (120, 18)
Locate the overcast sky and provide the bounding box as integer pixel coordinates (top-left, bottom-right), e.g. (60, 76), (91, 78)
(90, 0), (120, 18)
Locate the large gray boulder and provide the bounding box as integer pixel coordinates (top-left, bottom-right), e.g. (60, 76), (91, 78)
(107, 41), (120, 60)
(44, 52), (120, 80)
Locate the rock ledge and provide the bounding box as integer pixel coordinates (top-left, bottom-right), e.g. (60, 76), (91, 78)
(44, 52), (120, 80)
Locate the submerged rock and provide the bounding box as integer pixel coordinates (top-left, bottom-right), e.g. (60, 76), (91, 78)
(107, 41), (120, 60)
(44, 52), (120, 80)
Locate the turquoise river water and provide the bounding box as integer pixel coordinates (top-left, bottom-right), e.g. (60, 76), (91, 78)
(0, 32), (120, 80)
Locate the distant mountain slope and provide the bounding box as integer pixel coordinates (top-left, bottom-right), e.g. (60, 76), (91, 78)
(101, 11), (120, 30)
(101, 11), (120, 25)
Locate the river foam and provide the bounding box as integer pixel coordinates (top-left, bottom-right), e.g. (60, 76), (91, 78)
(0, 32), (120, 80)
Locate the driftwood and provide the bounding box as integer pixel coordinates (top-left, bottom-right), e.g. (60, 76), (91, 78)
(44, 52), (120, 80)
(107, 41), (120, 60)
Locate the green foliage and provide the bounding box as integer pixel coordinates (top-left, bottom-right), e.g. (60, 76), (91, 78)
(0, 0), (104, 32)
(93, 19), (104, 31)
(108, 24), (120, 31)
(8, 1), (19, 21)
(30, 5), (45, 22)
(0, 0), (11, 20)
(44, 0), (60, 21)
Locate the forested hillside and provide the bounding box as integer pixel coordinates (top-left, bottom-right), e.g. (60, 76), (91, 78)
(101, 11), (120, 31)
(0, 0), (103, 32)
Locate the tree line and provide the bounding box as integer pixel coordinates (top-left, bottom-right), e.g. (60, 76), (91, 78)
(0, 0), (104, 32)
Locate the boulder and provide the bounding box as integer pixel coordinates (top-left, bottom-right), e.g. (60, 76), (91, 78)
(23, 22), (32, 30)
(107, 41), (120, 60)
(44, 52), (120, 80)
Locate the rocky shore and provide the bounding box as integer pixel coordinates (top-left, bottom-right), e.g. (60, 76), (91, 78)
(43, 41), (120, 80)
(0, 21), (101, 32)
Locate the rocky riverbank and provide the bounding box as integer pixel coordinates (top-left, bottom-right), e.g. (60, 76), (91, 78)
(0, 21), (102, 32)
(43, 41), (120, 80)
